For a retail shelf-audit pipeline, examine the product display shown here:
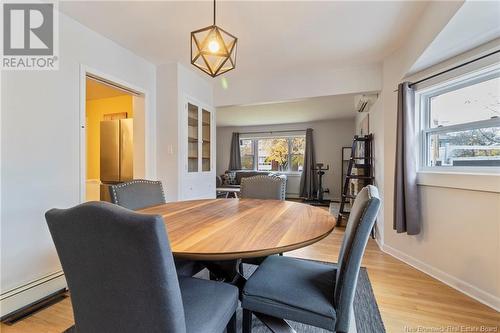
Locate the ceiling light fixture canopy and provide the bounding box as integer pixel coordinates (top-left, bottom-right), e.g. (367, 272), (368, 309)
(191, 0), (237, 78)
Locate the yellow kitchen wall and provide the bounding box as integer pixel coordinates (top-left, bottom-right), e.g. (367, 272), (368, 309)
(86, 95), (133, 180)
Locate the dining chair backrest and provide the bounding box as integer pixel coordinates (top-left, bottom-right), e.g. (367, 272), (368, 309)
(109, 179), (165, 210)
(45, 201), (186, 333)
(333, 185), (381, 333)
(240, 175), (286, 200)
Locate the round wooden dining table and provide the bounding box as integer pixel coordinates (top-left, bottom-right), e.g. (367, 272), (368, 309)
(137, 198), (336, 261)
(139, 198), (336, 332)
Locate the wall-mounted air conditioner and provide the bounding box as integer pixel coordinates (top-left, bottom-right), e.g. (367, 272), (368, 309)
(354, 94), (378, 113)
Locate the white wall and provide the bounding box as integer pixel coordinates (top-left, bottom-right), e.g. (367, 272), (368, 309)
(373, 1), (500, 310)
(1, 12), (156, 315)
(215, 64), (382, 107)
(217, 119), (355, 200)
(156, 63), (180, 202)
(156, 63), (214, 202)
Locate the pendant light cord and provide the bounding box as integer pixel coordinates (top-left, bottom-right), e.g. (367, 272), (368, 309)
(213, 0), (216, 25)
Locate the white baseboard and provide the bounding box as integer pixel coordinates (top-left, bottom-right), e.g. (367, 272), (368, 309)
(381, 243), (500, 312)
(0, 271), (67, 318)
(374, 235), (384, 250)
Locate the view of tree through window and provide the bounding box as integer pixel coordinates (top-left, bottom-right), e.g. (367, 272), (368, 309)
(421, 72), (500, 168)
(290, 137), (305, 171)
(258, 138), (288, 171)
(239, 136), (305, 172)
(240, 139), (254, 170)
(429, 127), (500, 167)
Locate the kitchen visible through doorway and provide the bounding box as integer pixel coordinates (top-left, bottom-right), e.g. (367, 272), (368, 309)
(84, 76), (146, 202)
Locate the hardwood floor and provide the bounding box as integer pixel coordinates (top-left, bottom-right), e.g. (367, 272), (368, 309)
(1, 229), (498, 333)
(289, 229), (500, 332)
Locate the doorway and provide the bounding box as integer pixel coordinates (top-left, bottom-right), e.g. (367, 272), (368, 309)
(84, 75), (146, 202)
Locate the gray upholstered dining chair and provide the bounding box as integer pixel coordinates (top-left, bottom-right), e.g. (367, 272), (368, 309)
(108, 179), (166, 210)
(46, 201), (238, 333)
(108, 179), (204, 277)
(241, 185), (381, 333)
(240, 175), (287, 268)
(240, 175), (287, 200)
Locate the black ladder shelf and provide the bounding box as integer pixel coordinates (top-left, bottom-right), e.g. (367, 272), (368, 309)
(338, 134), (374, 226)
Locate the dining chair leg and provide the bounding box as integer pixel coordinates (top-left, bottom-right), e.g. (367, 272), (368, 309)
(243, 309), (253, 333)
(226, 311), (237, 333)
(239, 261), (244, 275)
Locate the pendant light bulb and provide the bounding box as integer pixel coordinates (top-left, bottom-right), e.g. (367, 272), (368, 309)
(208, 39), (220, 53)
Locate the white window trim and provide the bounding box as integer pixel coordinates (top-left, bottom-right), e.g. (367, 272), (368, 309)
(417, 171), (500, 194)
(415, 62), (500, 176)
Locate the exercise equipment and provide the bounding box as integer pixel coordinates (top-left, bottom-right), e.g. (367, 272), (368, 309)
(304, 163), (330, 207)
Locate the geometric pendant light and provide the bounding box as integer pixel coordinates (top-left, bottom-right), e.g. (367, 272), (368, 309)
(191, 0), (237, 77)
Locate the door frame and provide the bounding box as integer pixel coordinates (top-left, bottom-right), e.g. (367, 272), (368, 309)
(79, 65), (151, 203)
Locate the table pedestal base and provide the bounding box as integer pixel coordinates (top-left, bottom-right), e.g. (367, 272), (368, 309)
(205, 260), (298, 333)
(254, 312), (297, 333)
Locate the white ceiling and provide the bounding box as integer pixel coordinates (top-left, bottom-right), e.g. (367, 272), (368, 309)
(217, 93), (358, 127)
(410, 1), (500, 74)
(60, 1), (428, 79)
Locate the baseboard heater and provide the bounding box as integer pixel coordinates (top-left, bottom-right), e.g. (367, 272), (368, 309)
(1, 271), (67, 323)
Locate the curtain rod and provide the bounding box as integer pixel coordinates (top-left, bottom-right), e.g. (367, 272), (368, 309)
(239, 129), (307, 135)
(394, 49), (500, 92)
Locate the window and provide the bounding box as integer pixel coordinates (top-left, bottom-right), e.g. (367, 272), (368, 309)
(418, 67), (500, 171)
(290, 137), (305, 172)
(258, 138), (288, 171)
(239, 135), (305, 173)
(240, 139), (254, 170)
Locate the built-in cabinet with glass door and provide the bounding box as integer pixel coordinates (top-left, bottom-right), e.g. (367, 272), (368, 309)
(186, 101), (213, 175)
(202, 109), (211, 171)
(187, 103), (199, 172)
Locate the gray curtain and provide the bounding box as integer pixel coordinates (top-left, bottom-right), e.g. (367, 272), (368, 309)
(228, 132), (242, 170)
(300, 128), (318, 199)
(394, 82), (421, 235)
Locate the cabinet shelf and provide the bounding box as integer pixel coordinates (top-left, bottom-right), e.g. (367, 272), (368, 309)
(188, 156), (210, 160)
(189, 138), (210, 143)
(187, 103), (212, 173)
